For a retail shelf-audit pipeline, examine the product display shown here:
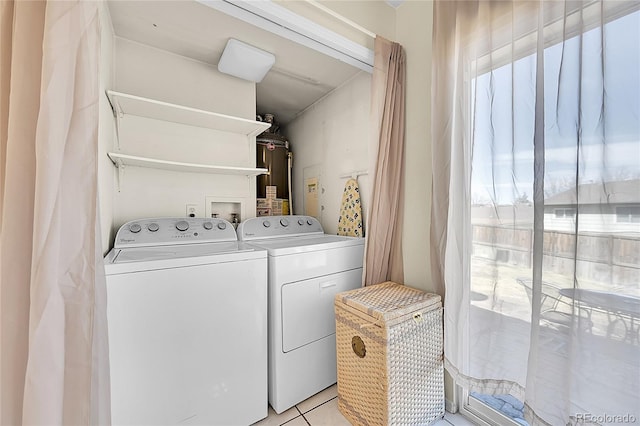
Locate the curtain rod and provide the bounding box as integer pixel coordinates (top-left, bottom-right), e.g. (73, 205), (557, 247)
(305, 0), (377, 39)
(340, 170), (368, 179)
(202, 0), (374, 72)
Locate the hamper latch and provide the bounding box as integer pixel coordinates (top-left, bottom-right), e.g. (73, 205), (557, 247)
(413, 312), (423, 324)
(352, 336), (366, 358)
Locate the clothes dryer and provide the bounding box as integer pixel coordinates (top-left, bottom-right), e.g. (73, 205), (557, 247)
(104, 218), (267, 425)
(237, 215), (364, 413)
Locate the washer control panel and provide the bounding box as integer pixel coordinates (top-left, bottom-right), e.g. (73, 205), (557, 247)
(237, 215), (324, 241)
(114, 218), (237, 248)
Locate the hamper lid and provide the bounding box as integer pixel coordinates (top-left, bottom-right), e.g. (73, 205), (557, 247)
(336, 281), (441, 323)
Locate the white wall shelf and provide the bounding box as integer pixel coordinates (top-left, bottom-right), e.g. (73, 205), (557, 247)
(106, 90), (270, 137)
(108, 153), (269, 177)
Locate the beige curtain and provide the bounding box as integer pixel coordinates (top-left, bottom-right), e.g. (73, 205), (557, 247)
(363, 36), (406, 286)
(0, 1), (110, 424)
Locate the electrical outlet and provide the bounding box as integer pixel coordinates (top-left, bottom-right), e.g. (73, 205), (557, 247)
(186, 204), (198, 218)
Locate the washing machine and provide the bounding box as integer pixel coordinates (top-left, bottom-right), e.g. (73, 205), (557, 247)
(104, 217), (267, 425)
(237, 215), (365, 413)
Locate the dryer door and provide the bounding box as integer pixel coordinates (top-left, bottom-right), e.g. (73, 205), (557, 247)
(281, 268), (362, 352)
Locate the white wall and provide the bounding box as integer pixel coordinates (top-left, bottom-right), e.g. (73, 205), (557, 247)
(284, 72), (371, 234)
(98, 3), (115, 254)
(114, 38), (254, 119)
(394, 0), (450, 404)
(395, 1), (433, 293)
(103, 37), (258, 240)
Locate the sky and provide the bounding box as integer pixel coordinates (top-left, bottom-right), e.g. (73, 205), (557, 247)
(471, 9), (640, 206)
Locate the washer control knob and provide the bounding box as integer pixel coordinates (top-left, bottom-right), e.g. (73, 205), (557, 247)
(129, 223), (142, 233)
(203, 222), (213, 230)
(175, 220), (189, 232)
(217, 222), (227, 230)
(280, 218), (289, 227)
(307, 219), (313, 226)
(263, 220), (271, 228)
(147, 223), (159, 232)
(298, 219), (305, 226)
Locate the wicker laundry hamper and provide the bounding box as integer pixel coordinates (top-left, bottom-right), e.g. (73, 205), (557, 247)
(334, 282), (444, 426)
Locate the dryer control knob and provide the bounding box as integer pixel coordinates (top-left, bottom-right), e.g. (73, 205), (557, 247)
(298, 219), (305, 226)
(147, 223), (159, 232)
(129, 223), (142, 233)
(280, 218), (289, 227)
(175, 220), (189, 232)
(203, 222), (213, 230)
(307, 219), (313, 226)
(217, 222), (227, 230)
(263, 220), (271, 228)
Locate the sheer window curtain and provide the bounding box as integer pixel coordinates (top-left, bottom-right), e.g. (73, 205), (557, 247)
(431, 1), (639, 425)
(364, 36), (406, 286)
(0, 1), (110, 424)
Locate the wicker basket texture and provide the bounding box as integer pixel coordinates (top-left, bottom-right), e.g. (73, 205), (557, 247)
(335, 282), (444, 426)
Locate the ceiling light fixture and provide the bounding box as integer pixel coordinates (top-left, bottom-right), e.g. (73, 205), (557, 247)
(217, 39), (275, 83)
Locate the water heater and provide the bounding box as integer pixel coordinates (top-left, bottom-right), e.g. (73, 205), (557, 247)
(256, 114), (291, 215)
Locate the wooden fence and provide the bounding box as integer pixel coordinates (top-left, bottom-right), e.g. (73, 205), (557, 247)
(472, 225), (640, 284)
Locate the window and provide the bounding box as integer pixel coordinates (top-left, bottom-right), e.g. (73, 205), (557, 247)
(616, 206), (640, 223)
(465, 6), (640, 426)
(554, 208), (576, 218)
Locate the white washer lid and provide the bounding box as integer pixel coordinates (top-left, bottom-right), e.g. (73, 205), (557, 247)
(104, 241), (266, 275)
(112, 242), (253, 263)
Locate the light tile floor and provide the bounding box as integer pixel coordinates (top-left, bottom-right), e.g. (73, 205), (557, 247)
(253, 385), (477, 426)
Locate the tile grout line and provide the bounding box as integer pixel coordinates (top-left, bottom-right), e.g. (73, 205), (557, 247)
(297, 406), (312, 426)
(299, 396), (338, 415)
(279, 409), (305, 426)
(295, 406), (311, 426)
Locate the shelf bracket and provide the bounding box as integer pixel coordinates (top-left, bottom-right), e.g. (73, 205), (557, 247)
(114, 112), (122, 151)
(246, 174), (254, 195)
(106, 91), (124, 150)
(116, 160), (125, 192)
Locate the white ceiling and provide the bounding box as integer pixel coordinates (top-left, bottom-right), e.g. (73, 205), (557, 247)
(384, 0), (405, 9)
(107, 1), (364, 124)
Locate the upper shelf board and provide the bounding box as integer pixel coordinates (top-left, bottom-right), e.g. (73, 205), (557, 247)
(106, 90), (271, 138)
(107, 152), (269, 177)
